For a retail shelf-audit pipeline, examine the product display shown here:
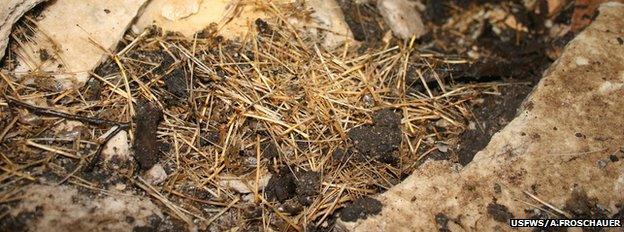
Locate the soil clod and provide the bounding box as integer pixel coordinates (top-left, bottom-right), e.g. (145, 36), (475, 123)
(348, 109), (402, 162)
(487, 202), (514, 223)
(340, 196), (383, 222)
(265, 168), (321, 206)
(266, 168), (297, 203)
(133, 100), (164, 171)
(164, 68), (188, 99)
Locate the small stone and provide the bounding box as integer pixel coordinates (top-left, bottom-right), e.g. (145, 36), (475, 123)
(436, 143), (449, 153)
(101, 129), (130, 161)
(115, 183), (127, 191)
(307, 0), (355, 49)
(363, 94), (374, 108)
(377, 0), (427, 39)
(145, 164), (167, 185)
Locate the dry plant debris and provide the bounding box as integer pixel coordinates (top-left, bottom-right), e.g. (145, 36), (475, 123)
(0, 3), (502, 231)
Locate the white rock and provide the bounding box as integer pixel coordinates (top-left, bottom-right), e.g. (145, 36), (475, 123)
(145, 164), (168, 185)
(134, 0), (291, 39)
(0, 0), (47, 59)
(307, 0), (355, 49)
(161, 0), (201, 21)
(338, 3), (624, 231)
(219, 173), (272, 194)
(376, 0), (427, 40)
(9, 0), (148, 89)
(7, 184), (163, 231)
(100, 129), (131, 161)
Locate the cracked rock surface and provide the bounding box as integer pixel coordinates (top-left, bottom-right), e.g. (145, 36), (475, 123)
(337, 2), (624, 231)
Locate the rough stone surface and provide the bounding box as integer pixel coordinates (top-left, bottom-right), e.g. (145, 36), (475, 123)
(101, 129), (130, 161)
(144, 164), (168, 185)
(376, 0), (426, 40)
(0, 0), (46, 59)
(134, 0), (290, 39)
(308, 0), (355, 49)
(337, 3), (624, 231)
(161, 0), (201, 21)
(10, 0), (148, 89)
(2, 184), (163, 232)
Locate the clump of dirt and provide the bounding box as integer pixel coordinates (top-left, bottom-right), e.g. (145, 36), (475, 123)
(340, 196), (383, 222)
(133, 100), (164, 171)
(265, 168), (296, 203)
(338, 0), (384, 50)
(164, 68), (188, 99)
(265, 167), (321, 211)
(255, 18), (272, 35)
(347, 109), (402, 163)
(487, 202), (514, 223)
(295, 171), (321, 205)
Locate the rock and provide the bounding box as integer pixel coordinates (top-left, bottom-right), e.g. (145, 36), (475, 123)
(161, 0), (201, 21)
(219, 173), (272, 194)
(100, 129), (131, 162)
(0, 184), (162, 231)
(134, 0), (290, 39)
(8, 0), (148, 89)
(0, 0), (47, 60)
(547, 0), (568, 16)
(133, 100), (163, 171)
(570, 0), (624, 32)
(144, 164), (168, 185)
(376, 0), (426, 40)
(337, 2), (624, 231)
(308, 0), (355, 49)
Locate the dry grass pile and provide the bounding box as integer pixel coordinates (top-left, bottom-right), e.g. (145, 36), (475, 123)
(0, 3), (501, 231)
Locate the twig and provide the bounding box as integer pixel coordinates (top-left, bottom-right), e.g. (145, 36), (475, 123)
(25, 140), (79, 159)
(0, 117), (18, 143)
(5, 96), (129, 129)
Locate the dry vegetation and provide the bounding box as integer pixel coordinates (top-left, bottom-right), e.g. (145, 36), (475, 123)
(0, 2), (505, 231)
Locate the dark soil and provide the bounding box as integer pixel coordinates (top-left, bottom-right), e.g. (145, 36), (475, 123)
(487, 202), (514, 223)
(435, 0), (557, 167)
(338, 0), (384, 50)
(255, 18), (272, 35)
(339, 196), (383, 222)
(455, 83), (534, 165)
(265, 168), (297, 203)
(347, 109), (402, 164)
(133, 100), (164, 171)
(164, 68), (188, 99)
(265, 167), (321, 208)
(295, 170), (321, 205)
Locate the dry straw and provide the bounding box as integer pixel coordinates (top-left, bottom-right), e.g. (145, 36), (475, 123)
(0, 2), (500, 231)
